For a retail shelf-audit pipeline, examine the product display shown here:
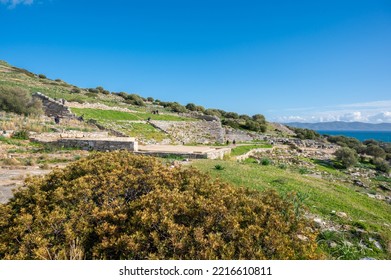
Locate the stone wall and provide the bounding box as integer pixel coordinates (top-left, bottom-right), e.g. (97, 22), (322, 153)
(205, 147), (231, 159)
(150, 120), (225, 144)
(56, 137), (138, 152)
(30, 131), (110, 142)
(136, 147), (230, 159)
(224, 127), (265, 142)
(30, 130), (138, 152)
(33, 92), (75, 118)
(269, 122), (296, 136)
(235, 147), (274, 162)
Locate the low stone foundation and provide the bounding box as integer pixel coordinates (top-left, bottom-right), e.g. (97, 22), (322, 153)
(30, 131), (138, 152)
(57, 137), (138, 152)
(137, 145), (231, 159)
(136, 147), (230, 159)
(150, 120), (225, 144)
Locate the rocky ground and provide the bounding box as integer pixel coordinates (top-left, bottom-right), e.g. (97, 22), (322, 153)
(249, 141), (391, 205)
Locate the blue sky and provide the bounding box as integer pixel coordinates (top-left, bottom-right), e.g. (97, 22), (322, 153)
(1, 0), (390, 123)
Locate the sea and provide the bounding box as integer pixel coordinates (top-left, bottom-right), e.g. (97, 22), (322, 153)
(316, 130), (391, 143)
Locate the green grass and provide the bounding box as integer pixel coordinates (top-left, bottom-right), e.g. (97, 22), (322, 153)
(70, 108), (195, 122)
(374, 176), (391, 183)
(70, 108), (173, 141)
(0, 136), (25, 146)
(69, 108), (195, 142)
(191, 159), (391, 259)
(71, 108), (141, 121)
(230, 144), (272, 156)
(118, 122), (169, 142)
(0, 66), (124, 107)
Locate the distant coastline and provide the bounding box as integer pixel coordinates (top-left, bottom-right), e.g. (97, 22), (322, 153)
(316, 130), (391, 142)
(285, 121), (391, 132)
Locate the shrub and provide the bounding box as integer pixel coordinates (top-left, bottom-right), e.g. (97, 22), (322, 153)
(195, 106), (205, 113)
(67, 96), (85, 103)
(126, 94), (145, 106)
(299, 167), (309, 174)
(38, 74), (46, 79)
(88, 88), (99, 94)
(365, 145), (386, 159)
(363, 139), (379, 146)
(214, 164), (225, 170)
(204, 109), (222, 118)
(85, 92), (98, 98)
(327, 136), (366, 154)
(293, 128), (320, 140)
(259, 124), (267, 133)
(261, 158), (271, 165)
(222, 119), (240, 129)
(70, 87), (81, 94)
(0, 152), (320, 260)
(224, 112), (239, 119)
(243, 120), (262, 132)
(239, 114), (251, 121)
(11, 130), (29, 140)
(186, 103), (197, 111)
(168, 102), (186, 113)
(278, 164), (287, 169)
(252, 114), (266, 124)
(0, 86), (43, 116)
(372, 158), (390, 173)
(334, 147), (358, 168)
(115, 92), (128, 99)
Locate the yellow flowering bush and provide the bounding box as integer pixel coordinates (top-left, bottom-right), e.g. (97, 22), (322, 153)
(0, 152), (320, 259)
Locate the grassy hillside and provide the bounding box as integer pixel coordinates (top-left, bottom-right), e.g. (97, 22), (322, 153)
(1, 60), (288, 138)
(191, 159), (391, 259)
(70, 108), (195, 122)
(1, 60), (390, 259)
(0, 61), (121, 106)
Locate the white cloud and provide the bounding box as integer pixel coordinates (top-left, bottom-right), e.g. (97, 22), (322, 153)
(339, 112), (367, 122)
(270, 99), (391, 124)
(367, 112), (391, 123)
(275, 116), (307, 122)
(0, 0), (34, 8)
(335, 100), (391, 109)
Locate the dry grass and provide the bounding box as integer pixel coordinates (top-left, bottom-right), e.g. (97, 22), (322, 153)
(0, 112), (97, 134)
(0, 112), (51, 133)
(1, 157), (21, 166)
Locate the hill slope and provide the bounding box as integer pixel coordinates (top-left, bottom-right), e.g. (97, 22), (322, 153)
(0, 60), (294, 142)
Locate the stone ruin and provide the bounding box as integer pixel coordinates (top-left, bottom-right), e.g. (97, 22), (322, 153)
(32, 92), (75, 118)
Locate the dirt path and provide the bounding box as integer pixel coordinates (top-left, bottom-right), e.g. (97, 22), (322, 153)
(0, 163), (69, 204)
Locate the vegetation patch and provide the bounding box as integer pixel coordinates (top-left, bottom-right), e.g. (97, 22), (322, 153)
(0, 85), (43, 116)
(0, 152), (321, 260)
(191, 159), (391, 259)
(0, 136), (24, 146)
(71, 108), (140, 121)
(116, 122), (169, 142)
(71, 108), (195, 122)
(230, 144), (272, 156)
